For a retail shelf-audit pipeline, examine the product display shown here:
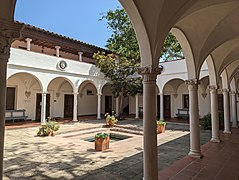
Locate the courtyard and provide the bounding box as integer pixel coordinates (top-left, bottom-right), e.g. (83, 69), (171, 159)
(3, 119), (211, 179)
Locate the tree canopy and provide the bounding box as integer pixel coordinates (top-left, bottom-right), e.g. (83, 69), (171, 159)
(101, 8), (183, 62)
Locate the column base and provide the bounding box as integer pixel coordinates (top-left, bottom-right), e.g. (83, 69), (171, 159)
(72, 119), (78, 122)
(210, 138), (221, 143)
(97, 117), (102, 120)
(223, 130), (232, 134)
(232, 125), (238, 128)
(188, 151), (203, 159)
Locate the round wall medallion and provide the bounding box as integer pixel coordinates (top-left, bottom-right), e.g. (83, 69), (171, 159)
(57, 60), (67, 70)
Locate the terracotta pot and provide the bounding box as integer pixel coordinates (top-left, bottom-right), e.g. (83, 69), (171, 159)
(157, 125), (166, 134)
(48, 131), (54, 136)
(95, 136), (110, 151)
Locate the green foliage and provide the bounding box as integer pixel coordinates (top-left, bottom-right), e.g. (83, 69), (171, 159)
(156, 120), (166, 126)
(95, 132), (109, 139)
(37, 120), (60, 136)
(200, 114), (211, 130)
(93, 52), (142, 97)
(100, 7), (183, 62)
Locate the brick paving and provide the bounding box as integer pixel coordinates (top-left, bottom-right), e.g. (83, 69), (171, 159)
(3, 118), (212, 180)
(158, 127), (239, 180)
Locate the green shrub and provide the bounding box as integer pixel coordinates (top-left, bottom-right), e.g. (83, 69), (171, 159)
(95, 132), (109, 139)
(200, 114), (211, 130)
(37, 120), (60, 136)
(156, 120), (166, 126)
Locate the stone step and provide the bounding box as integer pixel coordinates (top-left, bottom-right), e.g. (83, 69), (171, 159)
(111, 127), (143, 136)
(114, 124), (143, 132)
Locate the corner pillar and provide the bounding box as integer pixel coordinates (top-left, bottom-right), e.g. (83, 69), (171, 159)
(41, 92), (47, 124)
(139, 66), (161, 180)
(186, 79), (203, 158)
(0, 19), (24, 179)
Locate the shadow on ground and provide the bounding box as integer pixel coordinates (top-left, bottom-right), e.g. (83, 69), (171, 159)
(4, 127), (211, 180)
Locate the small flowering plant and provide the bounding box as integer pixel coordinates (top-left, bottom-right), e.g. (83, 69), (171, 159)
(104, 111), (118, 127)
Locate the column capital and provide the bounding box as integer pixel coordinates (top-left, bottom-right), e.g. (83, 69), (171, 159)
(138, 66), (161, 82)
(185, 79), (199, 91)
(0, 20), (24, 61)
(208, 85), (218, 93)
(97, 93), (102, 96)
(41, 91), (48, 94)
(73, 92), (79, 95)
(222, 88), (229, 93)
(231, 91), (237, 95)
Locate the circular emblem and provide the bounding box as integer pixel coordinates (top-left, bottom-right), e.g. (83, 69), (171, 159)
(58, 60), (67, 70)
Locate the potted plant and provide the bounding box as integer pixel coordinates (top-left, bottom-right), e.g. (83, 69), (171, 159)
(37, 118), (60, 136)
(156, 120), (166, 134)
(95, 132), (110, 151)
(104, 111), (118, 127)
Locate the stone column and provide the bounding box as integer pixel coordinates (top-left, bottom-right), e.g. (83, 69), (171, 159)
(97, 93), (102, 119)
(41, 92), (47, 124)
(73, 92), (78, 121)
(209, 86), (220, 142)
(55, 46), (60, 57)
(186, 79), (202, 158)
(139, 66), (161, 180)
(0, 20), (23, 179)
(135, 94), (139, 119)
(25, 38), (32, 51)
(159, 93), (164, 120)
(231, 91), (238, 128)
(115, 97), (119, 117)
(222, 89), (231, 133)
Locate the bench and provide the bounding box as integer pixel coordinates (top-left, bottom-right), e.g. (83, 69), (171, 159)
(176, 108), (189, 119)
(5, 109), (28, 123)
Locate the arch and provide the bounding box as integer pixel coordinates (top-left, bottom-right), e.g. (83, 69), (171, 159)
(199, 75), (209, 94)
(205, 55), (217, 86)
(47, 77), (74, 92)
(0, 0), (16, 21)
(221, 69), (229, 89)
(78, 80), (98, 94)
(119, 1), (153, 67)
(162, 78), (185, 94)
(230, 77), (237, 92)
(7, 72), (43, 91)
(171, 27), (196, 79)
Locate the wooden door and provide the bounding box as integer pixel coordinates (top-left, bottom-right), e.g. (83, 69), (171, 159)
(157, 95), (160, 118)
(6, 87), (15, 110)
(35, 93), (50, 121)
(105, 96), (112, 113)
(164, 95), (171, 118)
(64, 94), (73, 118)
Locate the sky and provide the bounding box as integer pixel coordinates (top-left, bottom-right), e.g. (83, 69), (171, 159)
(14, 0), (121, 48)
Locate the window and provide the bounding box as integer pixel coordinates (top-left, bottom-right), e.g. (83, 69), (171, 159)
(183, 94), (189, 109)
(87, 89), (94, 95)
(6, 87), (16, 110)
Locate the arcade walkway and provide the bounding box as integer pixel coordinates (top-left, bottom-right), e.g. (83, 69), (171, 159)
(158, 127), (239, 180)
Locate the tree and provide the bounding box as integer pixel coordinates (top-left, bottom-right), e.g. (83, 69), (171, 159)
(101, 8), (183, 62)
(93, 52), (142, 114)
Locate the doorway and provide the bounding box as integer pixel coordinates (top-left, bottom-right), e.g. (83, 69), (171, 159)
(6, 87), (16, 110)
(164, 95), (171, 118)
(35, 93), (50, 121)
(105, 96), (112, 113)
(64, 94), (73, 118)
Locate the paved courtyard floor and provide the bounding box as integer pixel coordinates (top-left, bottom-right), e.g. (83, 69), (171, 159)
(3, 119), (211, 180)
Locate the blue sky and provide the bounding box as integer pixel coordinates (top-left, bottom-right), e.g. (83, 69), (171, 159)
(15, 0), (121, 48)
